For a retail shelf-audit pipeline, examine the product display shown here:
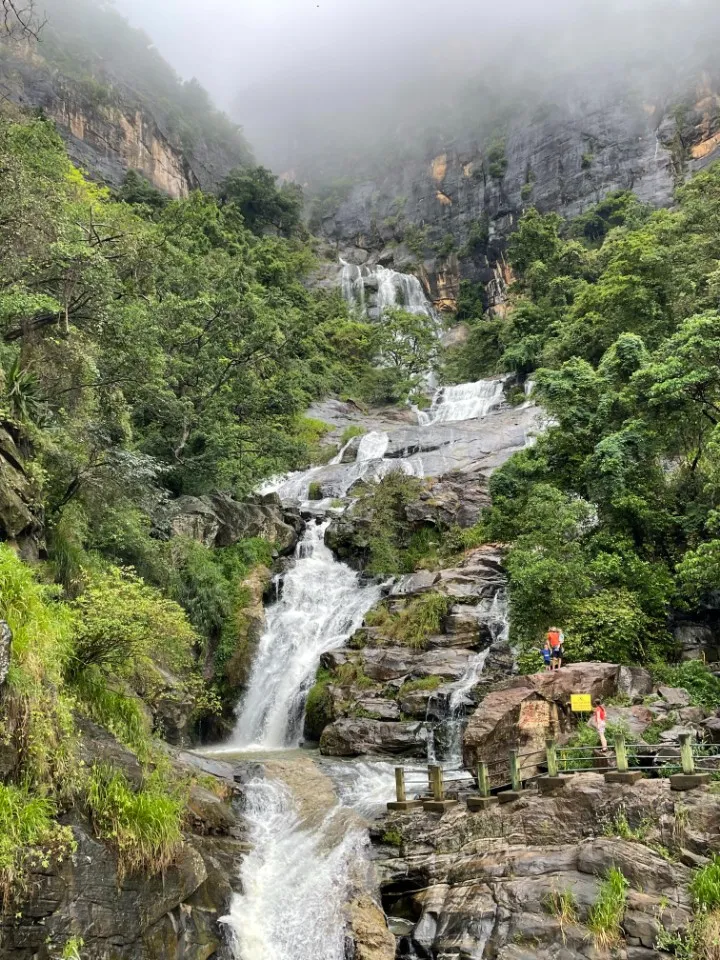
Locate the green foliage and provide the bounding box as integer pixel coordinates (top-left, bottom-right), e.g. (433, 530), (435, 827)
(588, 867), (629, 950)
(304, 668), (335, 741)
(435, 234), (456, 258)
(382, 828), (403, 847)
(218, 166), (304, 237)
(346, 473), (428, 574)
(445, 168), (720, 668)
(0, 785), (75, 902)
(361, 307), (438, 404)
(366, 594), (452, 649)
(84, 764), (184, 877)
(308, 481), (324, 501)
(487, 138), (508, 180)
(461, 217), (490, 257)
(692, 856), (720, 911)
(403, 224), (428, 257)
(544, 887), (578, 942)
(398, 675), (443, 695)
(340, 425), (366, 445)
(642, 715), (676, 744)
(70, 566), (197, 676)
(651, 661), (720, 709)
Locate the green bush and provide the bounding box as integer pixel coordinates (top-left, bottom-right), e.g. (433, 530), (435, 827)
(84, 764), (184, 877)
(367, 594), (452, 649)
(651, 661), (720, 710)
(308, 480), (324, 501)
(70, 565), (198, 676)
(398, 676), (443, 695)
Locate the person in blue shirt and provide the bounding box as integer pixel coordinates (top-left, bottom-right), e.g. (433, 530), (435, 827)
(541, 638), (553, 671)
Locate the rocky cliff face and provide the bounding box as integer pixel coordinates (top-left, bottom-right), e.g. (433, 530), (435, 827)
(0, 46), (244, 195)
(317, 73), (720, 313)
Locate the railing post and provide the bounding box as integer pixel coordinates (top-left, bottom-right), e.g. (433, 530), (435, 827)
(477, 762), (490, 798)
(615, 735), (628, 773)
(509, 749), (522, 792)
(546, 738), (558, 778)
(395, 767), (407, 803)
(679, 733), (695, 775)
(429, 764), (444, 801)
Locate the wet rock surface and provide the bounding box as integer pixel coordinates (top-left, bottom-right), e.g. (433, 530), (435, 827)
(376, 774), (719, 960)
(155, 491), (302, 554)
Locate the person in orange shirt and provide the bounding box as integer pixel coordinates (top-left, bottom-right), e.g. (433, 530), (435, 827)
(547, 627), (564, 670)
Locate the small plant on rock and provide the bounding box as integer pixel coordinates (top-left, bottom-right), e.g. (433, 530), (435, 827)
(544, 886), (578, 943)
(588, 867), (629, 951)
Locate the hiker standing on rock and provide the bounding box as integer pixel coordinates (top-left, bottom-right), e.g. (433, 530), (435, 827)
(541, 638), (553, 671)
(547, 626), (564, 670)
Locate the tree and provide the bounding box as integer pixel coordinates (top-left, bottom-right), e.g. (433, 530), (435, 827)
(218, 166), (303, 237)
(1, 0), (44, 38)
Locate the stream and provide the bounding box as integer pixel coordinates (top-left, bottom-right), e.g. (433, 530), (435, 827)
(208, 264), (530, 959)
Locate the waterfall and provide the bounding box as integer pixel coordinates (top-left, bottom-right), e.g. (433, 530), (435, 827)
(356, 430), (389, 461)
(340, 261), (436, 319)
(428, 590), (509, 764)
(421, 378), (507, 425)
(221, 777), (364, 960)
(227, 522), (382, 751)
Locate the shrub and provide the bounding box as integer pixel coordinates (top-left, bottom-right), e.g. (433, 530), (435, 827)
(340, 425), (366, 446)
(382, 828), (403, 847)
(651, 661), (720, 710)
(588, 867), (629, 950)
(368, 594), (453, 649)
(84, 764), (184, 877)
(399, 676), (443, 695)
(70, 565), (198, 676)
(0, 784), (75, 903)
(308, 480), (324, 501)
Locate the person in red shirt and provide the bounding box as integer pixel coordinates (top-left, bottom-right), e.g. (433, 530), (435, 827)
(592, 700), (608, 752)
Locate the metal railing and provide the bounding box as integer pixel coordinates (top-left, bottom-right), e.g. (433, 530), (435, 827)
(387, 733), (718, 810)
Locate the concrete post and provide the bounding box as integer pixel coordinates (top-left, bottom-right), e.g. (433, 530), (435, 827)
(477, 762), (490, 798)
(429, 764), (444, 801)
(546, 739), (558, 778)
(679, 734), (695, 775)
(509, 750), (522, 792)
(395, 767), (407, 803)
(615, 735), (628, 773)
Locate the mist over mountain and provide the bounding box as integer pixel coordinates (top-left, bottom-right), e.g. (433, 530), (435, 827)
(111, 0), (719, 182)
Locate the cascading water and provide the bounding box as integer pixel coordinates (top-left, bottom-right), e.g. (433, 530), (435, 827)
(221, 777), (365, 960)
(428, 590), (509, 764)
(227, 521), (382, 750)
(420, 377), (507, 425)
(340, 260), (435, 319)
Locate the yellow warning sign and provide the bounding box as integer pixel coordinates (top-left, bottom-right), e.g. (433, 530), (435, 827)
(571, 694), (592, 713)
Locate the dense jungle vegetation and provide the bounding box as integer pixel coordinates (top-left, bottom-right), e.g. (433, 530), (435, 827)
(0, 114), (431, 891)
(445, 174), (720, 669)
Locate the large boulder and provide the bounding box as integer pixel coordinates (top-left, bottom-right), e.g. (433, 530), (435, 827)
(157, 492), (302, 554)
(319, 718), (429, 757)
(463, 663), (652, 775)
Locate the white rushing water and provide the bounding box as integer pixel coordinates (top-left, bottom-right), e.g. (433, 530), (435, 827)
(227, 521), (382, 750)
(340, 260), (435, 318)
(222, 778), (364, 960)
(420, 377), (507, 425)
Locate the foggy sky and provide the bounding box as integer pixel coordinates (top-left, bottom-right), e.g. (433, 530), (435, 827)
(112, 0), (716, 176)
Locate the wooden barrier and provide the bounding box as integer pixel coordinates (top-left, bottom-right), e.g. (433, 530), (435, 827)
(424, 764), (458, 813)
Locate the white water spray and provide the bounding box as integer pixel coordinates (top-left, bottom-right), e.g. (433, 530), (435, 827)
(421, 378), (507, 425)
(227, 522), (382, 750)
(222, 778), (364, 960)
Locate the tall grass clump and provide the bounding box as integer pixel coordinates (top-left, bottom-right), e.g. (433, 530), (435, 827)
(588, 867), (629, 950)
(84, 764), (184, 877)
(692, 856), (720, 912)
(0, 784), (74, 903)
(0, 544), (76, 790)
